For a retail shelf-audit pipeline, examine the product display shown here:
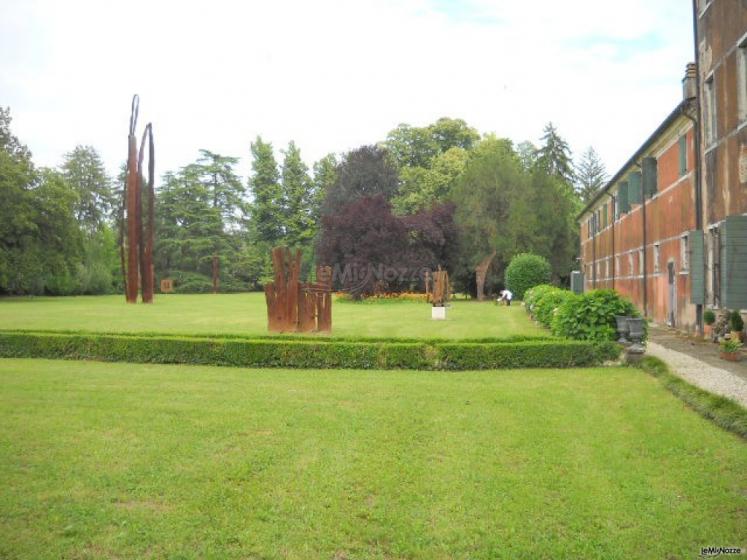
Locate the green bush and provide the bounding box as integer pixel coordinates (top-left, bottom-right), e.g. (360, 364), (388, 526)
(551, 289), (642, 343)
(729, 310), (744, 332)
(504, 253), (552, 300)
(704, 309), (716, 326)
(525, 285), (576, 329)
(0, 331), (618, 371)
(523, 284), (555, 314)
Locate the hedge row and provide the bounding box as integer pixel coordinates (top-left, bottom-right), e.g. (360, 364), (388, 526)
(1, 328), (556, 345)
(0, 331), (619, 371)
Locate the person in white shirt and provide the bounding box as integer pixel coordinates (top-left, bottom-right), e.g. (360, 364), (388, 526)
(498, 289), (513, 306)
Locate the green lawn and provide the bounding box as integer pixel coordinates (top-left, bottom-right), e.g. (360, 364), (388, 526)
(0, 293), (544, 339)
(0, 358), (744, 559)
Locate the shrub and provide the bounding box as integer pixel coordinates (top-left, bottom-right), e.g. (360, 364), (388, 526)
(533, 287), (576, 329)
(704, 309), (716, 326)
(0, 331), (618, 371)
(504, 253), (552, 300)
(551, 289), (642, 343)
(729, 310), (744, 332)
(523, 284), (555, 314)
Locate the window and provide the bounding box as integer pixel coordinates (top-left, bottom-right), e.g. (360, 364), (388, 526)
(605, 259), (610, 278)
(628, 254), (634, 275)
(638, 249), (644, 274)
(678, 135), (687, 176)
(615, 256), (620, 276)
(613, 195), (618, 221)
(704, 75), (717, 144)
(681, 235), (689, 271)
(738, 37), (747, 123)
(654, 243), (661, 273)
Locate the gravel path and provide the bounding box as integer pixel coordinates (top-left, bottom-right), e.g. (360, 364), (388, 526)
(646, 341), (747, 407)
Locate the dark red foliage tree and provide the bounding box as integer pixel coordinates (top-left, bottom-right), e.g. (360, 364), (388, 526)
(317, 195), (457, 298)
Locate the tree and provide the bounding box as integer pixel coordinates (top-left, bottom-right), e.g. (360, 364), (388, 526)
(0, 106), (33, 164)
(311, 153), (337, 224)
(61, 145), (113, 233)
(280, 141), (313, 247)
(575, 147), (607, 203)
(428, 117), (480, 153)
(450, 135), (577, 295)
(248, 136), (283, 244)
(535, 122), (574, 185)
(516, 141), (538, 171)
(382, 124), (438, 169)
(392, 147), (468, 214)
(321, 145), (399, 216)
(318, 195), (408, 298)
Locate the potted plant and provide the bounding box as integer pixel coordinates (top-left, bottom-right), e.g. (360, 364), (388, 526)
(720, 338), (743, 362)
(729, 310), (744, 343)
(703, 309), (716, 339)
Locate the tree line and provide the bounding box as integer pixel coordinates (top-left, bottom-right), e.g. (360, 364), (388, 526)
(0, 107), (608, 297)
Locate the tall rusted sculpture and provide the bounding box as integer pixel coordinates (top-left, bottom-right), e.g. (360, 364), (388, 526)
(264, 247), (332, 333)
(475, 250), (496, 301)
(431, 268), (450, 307)
(122, 95), (155, 303)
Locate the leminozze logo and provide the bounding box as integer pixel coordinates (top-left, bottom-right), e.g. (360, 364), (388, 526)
(700, 546), (744, 558)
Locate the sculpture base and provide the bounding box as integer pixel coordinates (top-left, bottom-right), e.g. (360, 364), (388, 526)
(432, 306), (446, 320)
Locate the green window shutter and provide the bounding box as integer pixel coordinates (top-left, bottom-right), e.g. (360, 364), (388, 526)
(602, 203), (608, 228)
(628, 171), (642, 205)
(690, 230), (705, 304)
(678, 135), (687, 176)
(680, 136), (687, 174)
(642, 156), (657, 197)
(721, 215), (747, 309)
(618, 181), (630, 213)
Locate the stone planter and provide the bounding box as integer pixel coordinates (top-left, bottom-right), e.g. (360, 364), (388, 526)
(432, 306), (446, 320)
(720, 351), (741, 362)
(615, 315), (630, 344)
(703, 324), (713, 340)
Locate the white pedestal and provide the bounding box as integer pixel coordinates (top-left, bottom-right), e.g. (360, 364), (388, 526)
(432, 306), (446, 320)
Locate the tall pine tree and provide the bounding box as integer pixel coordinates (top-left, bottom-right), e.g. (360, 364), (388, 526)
(248, 137), (283, 244)
(280, 141), (313, 247)
(61, 145), (113, 234)
(535, 123), (574, 185)
(574, 147), (607, 203)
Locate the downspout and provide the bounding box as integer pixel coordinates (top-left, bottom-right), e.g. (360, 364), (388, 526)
(592, 218), (597, 289)
(641, 170), (648, 317)
(690, 0), (705, 334)
(606, 194), (615, 290)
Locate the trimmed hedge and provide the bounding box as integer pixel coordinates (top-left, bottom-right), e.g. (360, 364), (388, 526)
(637, 356), (747, 439)
(0, 331), (619, 371)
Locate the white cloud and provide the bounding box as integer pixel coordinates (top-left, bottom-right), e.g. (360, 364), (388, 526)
(0, 0), (693, 182)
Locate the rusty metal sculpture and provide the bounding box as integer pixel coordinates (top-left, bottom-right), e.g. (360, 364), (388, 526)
(265, 247), (332, 333)
(431, 268), (450, 307)
(122, 95), (155, 303)
(475, 250), (496, 301)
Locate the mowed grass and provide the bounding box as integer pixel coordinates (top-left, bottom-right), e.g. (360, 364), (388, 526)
(0, 293), (544, 339)
(0, 358), (745, 559)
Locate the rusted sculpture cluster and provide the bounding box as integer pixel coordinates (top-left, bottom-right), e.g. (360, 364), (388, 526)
(121, 95), (155, 304)
(265, 247), (332, 332)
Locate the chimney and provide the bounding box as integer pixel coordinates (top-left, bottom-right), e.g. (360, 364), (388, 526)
(682, 62), (697, 100)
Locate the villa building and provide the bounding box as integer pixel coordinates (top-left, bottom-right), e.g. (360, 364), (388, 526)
(578, 0), (747, 333)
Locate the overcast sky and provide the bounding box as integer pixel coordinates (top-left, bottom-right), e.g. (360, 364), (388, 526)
(1, 0), (693, 183)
